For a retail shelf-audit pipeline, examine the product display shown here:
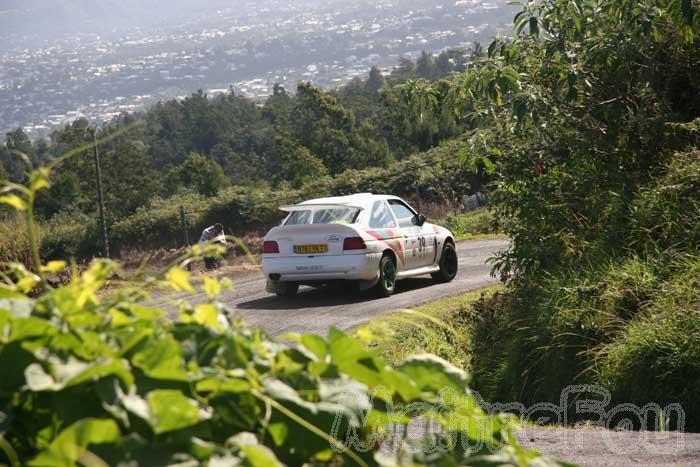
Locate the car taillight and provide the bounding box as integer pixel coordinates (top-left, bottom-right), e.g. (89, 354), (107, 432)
(343, 237), (366, 251)
(263, 241), (279, 254)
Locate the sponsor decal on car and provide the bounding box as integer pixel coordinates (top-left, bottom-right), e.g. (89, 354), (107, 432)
(366, 229), (405, 263)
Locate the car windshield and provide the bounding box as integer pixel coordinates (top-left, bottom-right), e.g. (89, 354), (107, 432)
(285, 207), (361, 225)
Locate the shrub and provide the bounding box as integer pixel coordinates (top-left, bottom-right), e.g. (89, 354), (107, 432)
(1, 259), (553, 465)
(39, 210), (100, 261)
(165, 152), (227, 197)
(111, 191), (208, 252)
(111, 187), (293, 253)
(438, 209), (498, 239)
(0, 215), (36, 268)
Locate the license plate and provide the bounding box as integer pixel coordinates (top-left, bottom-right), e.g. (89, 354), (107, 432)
(294, 244), (328, 254)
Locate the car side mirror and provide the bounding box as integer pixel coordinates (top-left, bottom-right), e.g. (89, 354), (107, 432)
(413, 214), (427, 226)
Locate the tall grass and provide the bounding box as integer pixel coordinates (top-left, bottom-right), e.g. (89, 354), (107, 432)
(595, 255), (700, 430)
(468, 253), (700, 430)
(355, 286), (503, 370)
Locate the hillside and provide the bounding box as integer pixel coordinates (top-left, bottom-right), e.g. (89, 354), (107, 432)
(0, 49), (488, 263)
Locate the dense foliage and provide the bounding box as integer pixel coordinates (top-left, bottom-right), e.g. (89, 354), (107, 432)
(398, 0), (700, 431)
(1, 136), (483, 262)
(0, 169), (561, 466)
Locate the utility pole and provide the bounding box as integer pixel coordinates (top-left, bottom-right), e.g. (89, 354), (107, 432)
(93, 127), (110, 258)
(179, 205), (190, 247)
(179, 205), (192, 271)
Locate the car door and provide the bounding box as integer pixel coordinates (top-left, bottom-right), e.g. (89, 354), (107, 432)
(367, 200), (406, 268)
(388, 199), (435, 269)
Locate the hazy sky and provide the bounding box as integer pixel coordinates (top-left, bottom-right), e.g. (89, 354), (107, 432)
(1, 0), (373, 50)
(0, 0), (245, 44)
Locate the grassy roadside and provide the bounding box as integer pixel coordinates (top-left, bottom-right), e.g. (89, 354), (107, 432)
(354, 284), (503, 370)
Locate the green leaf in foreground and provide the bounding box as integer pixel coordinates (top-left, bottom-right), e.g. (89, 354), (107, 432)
(28, 418), (120, 467)
(147, 389), (209, 434)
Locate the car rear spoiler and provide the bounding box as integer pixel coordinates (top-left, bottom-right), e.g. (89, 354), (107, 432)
(279, 204), (365, 212)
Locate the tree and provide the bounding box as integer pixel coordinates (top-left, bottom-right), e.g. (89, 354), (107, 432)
(291, 82), (393, 173)
(223, 151), (267, 185)
(3, 128), (33, 182)
(366, 66), (385, 92)
(166, 152), (226, 197)
(33, 138), (52, 166)
(415, 51), (435, 79)
(262, 83), (294, 126)
(182, 90), (224, 155)
(352, 121), (393, 168)
(428, 0), (700, 277)
(0, 157), (11, 218)
(275, 139), (328, 188)
(145, 99), (191, 167)
(5, 128), (32, 156)
(36, 120), (98, 216)
(435, 52), (453, 78)
(394, 57), (416, 81)
(396, 79), (440, 150)
(291, 82), (355, 173)
(100, 141), (162, 218)
(34, 172), (81, 219)
(471, 42), (485, 59)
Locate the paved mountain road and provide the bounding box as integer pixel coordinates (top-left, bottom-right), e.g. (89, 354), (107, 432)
(154, 238), (508, 335)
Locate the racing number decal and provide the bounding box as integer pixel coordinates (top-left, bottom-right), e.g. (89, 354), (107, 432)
(417, 236), (427, 253)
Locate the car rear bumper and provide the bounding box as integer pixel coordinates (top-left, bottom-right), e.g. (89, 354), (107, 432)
(262, 252), (382, 282)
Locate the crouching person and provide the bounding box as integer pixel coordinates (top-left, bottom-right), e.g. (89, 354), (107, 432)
(199, 223), (226, 270)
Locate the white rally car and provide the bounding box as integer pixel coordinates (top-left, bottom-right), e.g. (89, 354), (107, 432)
(262, 193), (458, 297)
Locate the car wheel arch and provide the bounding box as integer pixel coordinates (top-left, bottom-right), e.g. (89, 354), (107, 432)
(382, 248), (397, 267)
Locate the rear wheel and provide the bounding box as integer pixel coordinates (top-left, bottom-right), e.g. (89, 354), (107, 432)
(432, 242), (458, 283)
(376, 254), (397, 297)
(275, 282), (299, 298)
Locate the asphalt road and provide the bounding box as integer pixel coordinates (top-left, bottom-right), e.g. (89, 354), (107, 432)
(518, 426), (700, 466)
(155, 238), (507, 336)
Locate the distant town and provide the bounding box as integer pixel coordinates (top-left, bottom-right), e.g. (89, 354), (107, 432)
(0, 0), (515, 138)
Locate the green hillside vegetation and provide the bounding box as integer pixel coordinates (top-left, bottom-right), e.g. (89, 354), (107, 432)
(0, 48), (488, 263)
(391, 0), (700, 431)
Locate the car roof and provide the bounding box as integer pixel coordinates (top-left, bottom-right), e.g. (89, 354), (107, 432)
(298, 193), (400, 209)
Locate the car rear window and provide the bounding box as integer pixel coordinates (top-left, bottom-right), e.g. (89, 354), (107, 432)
(285, 207), (361, 225)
